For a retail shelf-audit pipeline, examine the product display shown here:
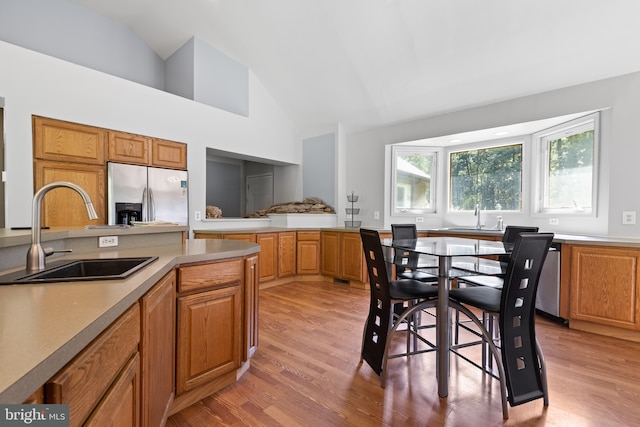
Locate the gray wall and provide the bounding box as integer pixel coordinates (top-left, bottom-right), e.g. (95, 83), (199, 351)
(0, 0), (165, 89)
(303, 133), (336, 207)
(206, 159), (242, 218)
(346, 71), (640, 238)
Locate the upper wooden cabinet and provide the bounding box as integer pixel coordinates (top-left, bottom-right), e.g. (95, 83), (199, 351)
(151, 138), (187, 170)
(108, 132), (187, 170)
(33, 116), (107, 165)
(108, 130), (151, 166)
(34, 160), (106, 227)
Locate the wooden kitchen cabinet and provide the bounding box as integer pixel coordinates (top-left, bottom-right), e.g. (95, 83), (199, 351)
(569, 245), (640, 335)
(321, 231), (340, 278)
(34, 160), (106, 227)
(245, 255), (259, 360)
(140, 270), (175, 427)
(256, 233), (278, 282)
(278, 231), (297, 278)
(45, 304), (141, 427)
(321, 231), (368, 287)
(33, 116), (106, 165)
(175, 259), (243, 397)
(340, 231), (367, 283)
(151, 138), (187, 170)
(297, 231), (320, 275)
(108, 130), (151, 166)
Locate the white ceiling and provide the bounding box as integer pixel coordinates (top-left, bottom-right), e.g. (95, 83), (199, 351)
(73, 0), (640, 133)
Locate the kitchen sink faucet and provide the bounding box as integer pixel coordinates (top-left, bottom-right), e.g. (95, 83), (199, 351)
(26, 181), (99, 271)
(474, 203), (483, 229)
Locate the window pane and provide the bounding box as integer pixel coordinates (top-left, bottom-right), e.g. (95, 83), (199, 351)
(393, 150), (435, 213)
(450, 144), (522, 211)
(545, 129), (594, 210)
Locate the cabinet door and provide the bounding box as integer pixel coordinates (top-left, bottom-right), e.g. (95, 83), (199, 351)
(34, 160), (106, 227)
(45, 304), (140, 427)
(244, 255), (259, 360)
(570, 245), (640, 330)
(151, 138), (187, 170)
(341, 232), (367, 282)
(297, 231), (320, 275)
(33, 116), (106, 165)
(108, 130), (151, 165)
(176, 285), (242, 394)
(140, 271), (175, 427)
(278, 231), (297, 278)
(321, 231), (340, 277)
(85, 353), (141, 427)
(256, 233), (278, 282)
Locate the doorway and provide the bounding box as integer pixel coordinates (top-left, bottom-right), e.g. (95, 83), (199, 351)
(246, 173), (273, 215)
(0, 107), (4, 227)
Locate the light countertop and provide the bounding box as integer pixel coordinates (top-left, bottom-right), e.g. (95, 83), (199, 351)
(0, 238), (259, 403)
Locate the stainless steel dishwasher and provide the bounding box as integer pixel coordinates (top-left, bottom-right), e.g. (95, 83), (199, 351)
(536, 243), (563, 320)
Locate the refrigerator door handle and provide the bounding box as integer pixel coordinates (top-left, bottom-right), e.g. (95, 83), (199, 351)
(141, 188), (148, 222)
(148, 187), (155, 221)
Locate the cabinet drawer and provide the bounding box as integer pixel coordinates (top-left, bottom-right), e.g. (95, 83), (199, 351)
(297, 231), (320, 241)
(45, 304), (140, 427)
(178, 259), (243, 293)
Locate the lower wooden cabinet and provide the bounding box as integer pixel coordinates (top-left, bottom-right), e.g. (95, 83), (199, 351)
(256, 233), (277, 282)
(569, 245), (640, 331)
(244, 255), (259, 360)
(321, 231), (368, 287)
(45, 304), (140, 427)
(140, 270), (175, 427)
(297, 231), (320, 275)
(278, 231), (297, 278)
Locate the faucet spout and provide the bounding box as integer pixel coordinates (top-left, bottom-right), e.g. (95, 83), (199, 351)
(474, 204), (483, 229)
(26, 181), (99, 272)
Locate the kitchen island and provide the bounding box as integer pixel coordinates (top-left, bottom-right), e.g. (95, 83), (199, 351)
(0, 227), (260, 421)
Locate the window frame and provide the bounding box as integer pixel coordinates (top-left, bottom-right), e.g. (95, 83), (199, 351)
(532, 112), (600, 216)
(390, 145), (438, 216)
(446, 140), (525, 213)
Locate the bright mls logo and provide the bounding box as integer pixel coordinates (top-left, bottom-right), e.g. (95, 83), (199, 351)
(0, 405), (69, 426)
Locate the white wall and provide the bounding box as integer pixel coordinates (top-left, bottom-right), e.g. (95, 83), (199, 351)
(0, 41), (299, 228)
(346, 71), (640, 238)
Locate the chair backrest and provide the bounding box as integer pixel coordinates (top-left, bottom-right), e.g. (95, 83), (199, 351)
(391, 223), (418, 242)
(360, 228), (393, 375)
(499, 232), (553, 406)
(390, 224), (420, 271)
(499, 226), (539, 263)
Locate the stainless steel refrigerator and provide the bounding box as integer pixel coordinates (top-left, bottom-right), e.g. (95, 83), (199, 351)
(107, 162), (189, 225)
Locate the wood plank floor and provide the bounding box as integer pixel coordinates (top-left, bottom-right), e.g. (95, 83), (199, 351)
(167, 280), (640, 426)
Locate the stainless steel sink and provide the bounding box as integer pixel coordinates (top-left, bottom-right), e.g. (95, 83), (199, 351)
(0, 257), (158, 284)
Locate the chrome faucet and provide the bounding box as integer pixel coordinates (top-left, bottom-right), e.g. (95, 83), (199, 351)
(26, 181), (99, 272)
(474, 203), (483, 229)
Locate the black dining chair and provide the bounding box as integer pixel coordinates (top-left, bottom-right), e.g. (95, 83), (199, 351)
(449, 232), (553, 419)
(359, 228), (438, 387)
(391, 224), (438, 282)
(391, 224), (438, 283)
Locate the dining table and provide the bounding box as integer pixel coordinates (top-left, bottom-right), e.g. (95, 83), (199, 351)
(381, 236), (511, 398)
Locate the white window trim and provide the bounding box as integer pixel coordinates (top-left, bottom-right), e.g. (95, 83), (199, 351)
(390, 145), (438, 216)
(532, 112), (600, 217)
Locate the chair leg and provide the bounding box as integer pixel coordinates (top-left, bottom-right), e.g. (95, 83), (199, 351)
(536, 337), (550, 407)
(451, 302), (509, 419)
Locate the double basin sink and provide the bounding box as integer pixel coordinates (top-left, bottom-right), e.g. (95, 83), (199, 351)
(0, 256), (158, 285)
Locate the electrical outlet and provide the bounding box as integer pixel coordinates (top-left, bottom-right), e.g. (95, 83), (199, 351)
(622, 211), (636, 225)
(194, 210), (201, 221)
(373, 211), (380, 220)
(549, 218), (559, 226)
(98, 236), (118, 248)
(415, 216), (424, 223)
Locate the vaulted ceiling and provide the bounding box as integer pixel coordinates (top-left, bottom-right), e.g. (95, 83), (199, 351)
(73, 0), (640, 133)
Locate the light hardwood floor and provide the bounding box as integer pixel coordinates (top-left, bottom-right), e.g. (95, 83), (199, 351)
(168, 280), (640, 426)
